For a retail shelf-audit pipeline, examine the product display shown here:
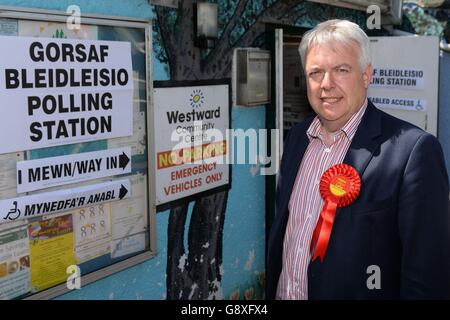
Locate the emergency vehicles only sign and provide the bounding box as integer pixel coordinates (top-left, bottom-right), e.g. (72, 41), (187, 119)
(154, 84), (230, 206)
(0, 35), (133, 154)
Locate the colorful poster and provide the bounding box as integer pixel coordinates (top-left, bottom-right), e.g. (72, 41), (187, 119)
(28, 214), (76, 292)
(0, 35), (134, 154)
(0, 227), (30, 300)
(154, 84), (230, 205)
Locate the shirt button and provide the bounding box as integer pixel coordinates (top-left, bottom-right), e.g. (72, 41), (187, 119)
(324, 147), (331, 153)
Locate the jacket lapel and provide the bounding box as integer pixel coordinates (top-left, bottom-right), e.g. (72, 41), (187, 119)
(335, 101), (383, 220)
(343, 101), (382, 176)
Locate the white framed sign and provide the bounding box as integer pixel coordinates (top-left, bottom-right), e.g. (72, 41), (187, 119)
(153, 80), (231, 207)
(0, 35), (134, 154)
(368, 36), (439, 136)
(17, 147), (131, 193)
(1, 179), (130, 223)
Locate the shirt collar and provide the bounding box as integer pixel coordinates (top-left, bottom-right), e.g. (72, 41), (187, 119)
(307, 98), (368, 142)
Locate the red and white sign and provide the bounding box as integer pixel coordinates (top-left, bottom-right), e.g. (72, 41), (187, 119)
(154, 83), (230, 205)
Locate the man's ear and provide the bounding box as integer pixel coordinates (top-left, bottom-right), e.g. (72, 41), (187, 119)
(362, 63), (373, 88)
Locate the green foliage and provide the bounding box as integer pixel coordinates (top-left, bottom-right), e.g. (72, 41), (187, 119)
(403, 4), (446, 36)
(293, 2), (366, 29)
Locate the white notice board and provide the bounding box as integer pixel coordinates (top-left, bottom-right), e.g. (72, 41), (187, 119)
(0, 36), (134, 153)
(153, 80), (231, 208)
(368, 36), (439, 136)
(0, 7), (155, 301)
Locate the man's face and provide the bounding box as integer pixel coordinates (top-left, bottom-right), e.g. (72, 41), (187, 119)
(304, 42), (372, 128)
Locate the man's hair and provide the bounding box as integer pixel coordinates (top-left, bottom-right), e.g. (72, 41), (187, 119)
(298, 19), (371, 72)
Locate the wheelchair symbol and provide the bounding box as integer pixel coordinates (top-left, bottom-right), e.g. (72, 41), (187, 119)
(415, 100), (424, 111)
(3, 201), (21, 221)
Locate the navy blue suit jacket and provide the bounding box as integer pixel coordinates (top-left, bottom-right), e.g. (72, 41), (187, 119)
(266, 102), (450, 299)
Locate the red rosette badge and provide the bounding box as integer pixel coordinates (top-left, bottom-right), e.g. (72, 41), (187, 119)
(310, 164), (361, 262)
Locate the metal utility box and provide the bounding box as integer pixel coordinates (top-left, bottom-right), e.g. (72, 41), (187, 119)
(236, 49), (271, 106)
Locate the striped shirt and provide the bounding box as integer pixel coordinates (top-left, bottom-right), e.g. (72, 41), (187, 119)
(276, 99), (368, 300)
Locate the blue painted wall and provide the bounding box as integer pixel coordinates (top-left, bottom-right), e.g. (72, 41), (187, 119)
(0, 0), (266, 299)
(0, 0), (154, 20)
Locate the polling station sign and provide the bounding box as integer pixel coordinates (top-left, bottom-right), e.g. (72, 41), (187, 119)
(0, 35), (133, 154)
(370, 68), (425, 90)
(0, 179), (130, 224)
(368, 36), (439, 136)
(16, 147), (131, 193)
(154, 81), (230, 206)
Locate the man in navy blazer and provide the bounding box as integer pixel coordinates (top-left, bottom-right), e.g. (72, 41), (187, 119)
(266, 19), (450, 299)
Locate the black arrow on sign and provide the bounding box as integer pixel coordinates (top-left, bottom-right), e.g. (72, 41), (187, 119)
(119, 152), (130, 170)
(119, 184), (128, 200)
